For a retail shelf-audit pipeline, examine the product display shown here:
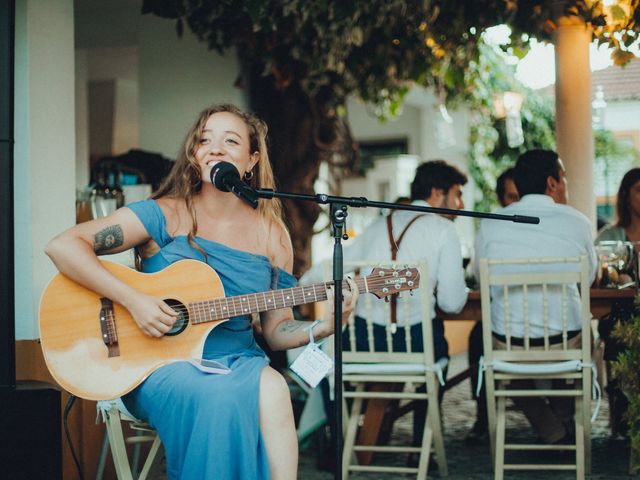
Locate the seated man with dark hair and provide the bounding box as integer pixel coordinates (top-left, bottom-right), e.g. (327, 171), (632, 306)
(473, 149), (597, 444)
(301, 159), (469, 469)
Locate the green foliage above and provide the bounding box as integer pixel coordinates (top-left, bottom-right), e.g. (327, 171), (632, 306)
(142, 0), (518, 118)
(505, 0), (640, 66)
(596, 129), (640, 160)
(142, 0), (640, 213)
(612, 296), (640, 474)
(466, 41), (556, 213)
(143, 1), (639, 117)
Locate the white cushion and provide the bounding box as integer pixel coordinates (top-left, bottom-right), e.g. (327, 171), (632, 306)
(343, 357), (449, 385)
(491, 359), (583, 375)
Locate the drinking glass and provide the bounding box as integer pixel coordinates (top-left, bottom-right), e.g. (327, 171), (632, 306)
(595, 241), (635, 288)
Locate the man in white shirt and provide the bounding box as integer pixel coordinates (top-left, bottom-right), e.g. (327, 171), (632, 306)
(474, 149), (597, 444)
(466, 166), (520, 445)
(301, 160), (469, 459)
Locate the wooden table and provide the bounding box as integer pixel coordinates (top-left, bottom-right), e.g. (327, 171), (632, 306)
(439, 288), (637, 321)
(439, 287), (637, 390)
(356, 287), (637, 464)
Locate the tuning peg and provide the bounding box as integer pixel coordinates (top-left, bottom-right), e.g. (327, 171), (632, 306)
(384, 296), (390, 303)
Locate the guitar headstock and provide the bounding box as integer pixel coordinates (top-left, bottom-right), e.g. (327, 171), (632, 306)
(365, 267), (420, 299)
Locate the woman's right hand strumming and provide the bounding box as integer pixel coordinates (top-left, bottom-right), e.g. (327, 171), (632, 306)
(124, 292), (179, 338)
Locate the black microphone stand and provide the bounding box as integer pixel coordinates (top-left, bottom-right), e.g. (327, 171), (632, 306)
(255, 188), (538, 480)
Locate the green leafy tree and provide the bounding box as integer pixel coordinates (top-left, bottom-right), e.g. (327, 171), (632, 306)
(467, 41), (556, 212)
(142, 0), (639, 272)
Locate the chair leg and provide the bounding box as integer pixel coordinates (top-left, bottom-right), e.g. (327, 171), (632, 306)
(495, 396), (506, 480)
(96, 430), (110, 480)
(417, 421), (433, 480)
(105, 408), (134, 480)
(485, 372), (498, 465)
(342, 387), (363, 480)
(584, 372), (592, 475)
(137, 434), (162, 480)
(575, 395), (585, 480)
(426, 377), (448, 478)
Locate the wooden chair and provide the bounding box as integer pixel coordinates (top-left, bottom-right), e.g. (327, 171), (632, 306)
(333, 259), (448, 479)
(96, 399), (163, 480)
(478, 255), (597, 480)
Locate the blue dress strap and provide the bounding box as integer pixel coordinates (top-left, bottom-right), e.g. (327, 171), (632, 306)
(126, 199), (173, 247)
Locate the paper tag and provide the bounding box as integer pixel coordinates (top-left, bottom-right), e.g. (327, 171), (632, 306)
(290, 343), (334, 388)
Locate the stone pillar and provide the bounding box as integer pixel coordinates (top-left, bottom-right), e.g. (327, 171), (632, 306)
(553, 16), (596, 228)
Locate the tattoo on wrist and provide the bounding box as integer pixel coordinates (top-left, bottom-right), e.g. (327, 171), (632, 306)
(94, 225), (124, 253)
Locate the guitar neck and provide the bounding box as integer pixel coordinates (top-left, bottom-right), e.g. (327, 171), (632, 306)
(189, 277), (367, 324)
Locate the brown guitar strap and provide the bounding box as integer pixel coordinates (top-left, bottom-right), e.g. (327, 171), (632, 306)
(385, 213), (425, 327)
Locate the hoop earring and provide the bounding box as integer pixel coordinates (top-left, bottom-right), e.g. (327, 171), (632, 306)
(244, 170), (254, 181)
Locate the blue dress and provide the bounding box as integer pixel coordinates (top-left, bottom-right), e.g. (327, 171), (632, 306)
(122, 199), (297, 480)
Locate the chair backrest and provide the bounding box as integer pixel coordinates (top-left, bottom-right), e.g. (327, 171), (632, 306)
(479, 255), (591, 364)
(323, 259), (435, 367)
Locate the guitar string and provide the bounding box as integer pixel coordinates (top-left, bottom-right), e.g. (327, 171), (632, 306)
(157, 272), (419, 327)
(175, 273), (414, 314)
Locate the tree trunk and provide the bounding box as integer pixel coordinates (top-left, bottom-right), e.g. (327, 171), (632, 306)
(244, 64), (357, 276)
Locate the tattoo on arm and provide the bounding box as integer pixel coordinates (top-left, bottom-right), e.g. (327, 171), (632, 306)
(278, 320), (306, 334)
(93, 225), (124, 254)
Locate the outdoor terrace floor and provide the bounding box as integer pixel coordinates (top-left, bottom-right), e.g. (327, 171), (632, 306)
(298, 353), (635, 479)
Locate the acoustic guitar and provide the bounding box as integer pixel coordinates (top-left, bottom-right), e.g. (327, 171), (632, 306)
(39, 259), (420, 400)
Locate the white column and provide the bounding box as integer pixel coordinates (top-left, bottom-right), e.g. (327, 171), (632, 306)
(14, 0), (76, 339)
(553, 16), (596, 227)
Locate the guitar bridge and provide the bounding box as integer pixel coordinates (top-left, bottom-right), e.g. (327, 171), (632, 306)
(99, 298), (120, 357)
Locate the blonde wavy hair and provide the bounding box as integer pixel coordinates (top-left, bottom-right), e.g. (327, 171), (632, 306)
(136, 104), (286, 267)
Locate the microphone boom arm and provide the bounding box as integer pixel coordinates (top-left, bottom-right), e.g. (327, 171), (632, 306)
(255, 189), (539, 224)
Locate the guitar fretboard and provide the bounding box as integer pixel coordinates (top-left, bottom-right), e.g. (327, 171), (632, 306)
(188, 277), (368, 324)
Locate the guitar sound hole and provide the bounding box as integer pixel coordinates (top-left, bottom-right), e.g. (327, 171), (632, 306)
(164, 299), (188, 336)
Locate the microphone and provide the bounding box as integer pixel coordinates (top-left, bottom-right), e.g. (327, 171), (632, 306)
(209, 161), (259, 209)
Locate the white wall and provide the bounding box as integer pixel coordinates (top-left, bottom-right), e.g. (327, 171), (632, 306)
(75, 49), (89, 188)
(344, 89), (475, 261)
(14, 0), (76, 339)
(86, 47), (140, 157)
(603, 100), (640, 133)
(74, 9), (245, 183)
(347, 98), (421, 155)
(138, 15), (245, 159)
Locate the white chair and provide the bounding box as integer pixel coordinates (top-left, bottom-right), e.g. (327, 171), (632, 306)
(332, 259), (448, 479)
(95, 399), (163, 480)
(478, 255), (597, 480)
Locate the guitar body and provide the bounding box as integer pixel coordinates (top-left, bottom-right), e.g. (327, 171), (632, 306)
(39, 259), (226, 400)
